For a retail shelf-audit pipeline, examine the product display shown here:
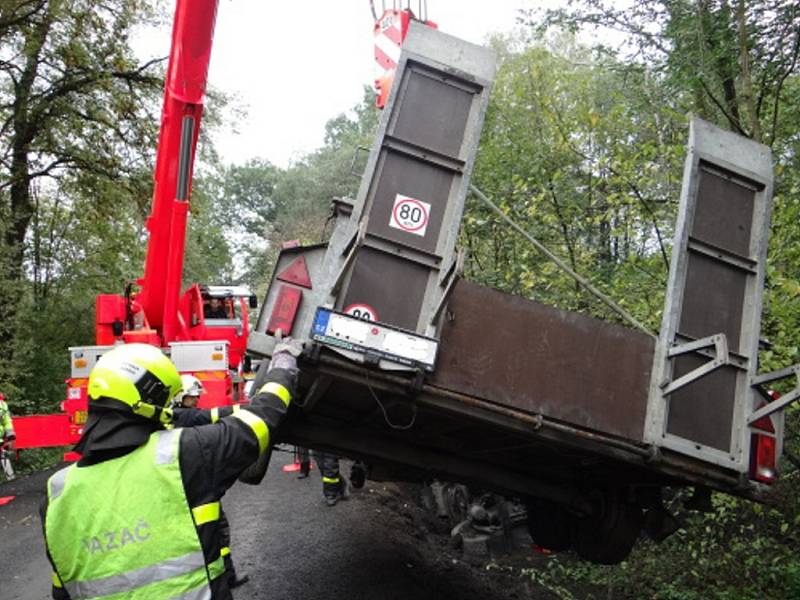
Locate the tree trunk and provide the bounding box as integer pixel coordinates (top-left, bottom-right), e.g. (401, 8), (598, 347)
(736, 0), (761, 142)
(0, 6), (52, 366)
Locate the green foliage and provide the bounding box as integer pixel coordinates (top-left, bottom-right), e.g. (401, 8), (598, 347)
(510, 474), (800, 599)
(10, 447), (66, 477)
(467, 33), (681, 329)
(201, 88), (380, 292)
(0, 0), (164, 409)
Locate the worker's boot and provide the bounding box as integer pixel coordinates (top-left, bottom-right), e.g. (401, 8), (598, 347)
(229, 570), (250, 589)
(324, 477), (351, 507)
(297, 460), (310, 479)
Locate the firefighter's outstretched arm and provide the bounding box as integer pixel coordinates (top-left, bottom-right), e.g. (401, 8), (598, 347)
(179, 338), (302, 492)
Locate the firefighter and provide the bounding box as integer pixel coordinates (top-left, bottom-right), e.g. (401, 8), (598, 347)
(314, 451), (350, 507)
(0, 393), (16, 481)
(177, 374), (203, 408)
(204, 297), (228, 319)
(39, 339), (300, 600)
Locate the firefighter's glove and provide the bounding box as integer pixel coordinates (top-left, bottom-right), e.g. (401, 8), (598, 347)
(269, 334), (303, 373)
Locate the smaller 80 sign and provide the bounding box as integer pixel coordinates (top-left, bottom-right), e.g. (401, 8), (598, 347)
(389, 194), (430, 237)
(344, 303), (379, 322)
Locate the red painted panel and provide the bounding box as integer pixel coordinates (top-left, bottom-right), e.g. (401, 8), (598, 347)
(13, 415), (79, 449)
(267, 285), (302, 336)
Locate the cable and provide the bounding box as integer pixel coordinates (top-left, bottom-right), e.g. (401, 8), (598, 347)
(365, 369), (417, 430)
(469, 184), (656, 339)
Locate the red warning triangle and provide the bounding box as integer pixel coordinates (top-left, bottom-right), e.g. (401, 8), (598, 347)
(277, 256), (312, 289)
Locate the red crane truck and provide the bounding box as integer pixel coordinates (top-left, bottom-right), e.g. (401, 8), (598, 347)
(12, 0), (256, 454)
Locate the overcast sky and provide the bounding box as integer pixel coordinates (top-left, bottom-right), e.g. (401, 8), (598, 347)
(136, 1), (552, 168)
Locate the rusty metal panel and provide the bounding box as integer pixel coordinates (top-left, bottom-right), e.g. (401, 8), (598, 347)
(668, 356), (737, 451)
(341, 248), (430, 331)
(390, 67), (476, 157)
(430, 281), (654, 441)
(365, 150), (454, 254)
(679, 252), (747, 352)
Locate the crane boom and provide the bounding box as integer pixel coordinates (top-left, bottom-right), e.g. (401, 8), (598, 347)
(138, 0), (219, 343)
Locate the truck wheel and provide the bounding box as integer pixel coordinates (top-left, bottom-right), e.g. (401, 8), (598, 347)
(525, 500), (571, 552)
(570, 489), (643, 565)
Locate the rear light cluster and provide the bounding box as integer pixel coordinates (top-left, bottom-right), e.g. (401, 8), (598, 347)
(749, 391), (779, 484)
(750, 434), (776, 484)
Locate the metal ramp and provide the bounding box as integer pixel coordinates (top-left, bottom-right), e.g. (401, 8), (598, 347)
(249, 23), (497, 370)
(644, 117), (785, 473)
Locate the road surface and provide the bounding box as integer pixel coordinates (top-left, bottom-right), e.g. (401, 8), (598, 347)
(0, 450), (538, 600)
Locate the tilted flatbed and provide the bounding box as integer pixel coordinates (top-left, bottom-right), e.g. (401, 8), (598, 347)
(248, 23), (797, 563)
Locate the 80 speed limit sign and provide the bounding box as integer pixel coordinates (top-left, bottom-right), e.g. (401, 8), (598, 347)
(344, 303), (379, 322)
(389, 194), (431, 237)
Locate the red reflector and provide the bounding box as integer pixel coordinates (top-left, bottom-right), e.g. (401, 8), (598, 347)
(267, 285), (302, 336)
(277, 256), (312, 289)
(750, 434), (776, 484)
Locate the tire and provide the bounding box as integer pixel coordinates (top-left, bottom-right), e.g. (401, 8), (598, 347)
(525, 499), (572, 552)
(570, 489), (643, 565)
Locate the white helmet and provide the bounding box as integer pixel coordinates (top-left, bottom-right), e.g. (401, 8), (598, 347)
(179, 374), (204, 398)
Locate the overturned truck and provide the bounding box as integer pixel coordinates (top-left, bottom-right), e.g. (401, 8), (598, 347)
(248, 23), (798, 564)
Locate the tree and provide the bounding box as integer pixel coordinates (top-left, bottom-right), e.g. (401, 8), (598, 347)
(204, 88), (380, 292)
(0, 0), (164, 375)
(466, 34), (681, 328)
(531, 1), (800, 145)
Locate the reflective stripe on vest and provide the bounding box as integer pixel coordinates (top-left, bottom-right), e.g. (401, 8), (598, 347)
(210, 407), (220, 424)
(49, 466), (70, 500)
(45, 429), (216, 599)
(258, 382), (291, 406)
(64, 551), (206, 598)
(233, 410), (269, 454)
(155, 428), (180, 464)
(191, 502), (220, 526)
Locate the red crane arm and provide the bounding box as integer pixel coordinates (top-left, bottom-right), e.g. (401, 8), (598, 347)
(137, 0), (219, 344)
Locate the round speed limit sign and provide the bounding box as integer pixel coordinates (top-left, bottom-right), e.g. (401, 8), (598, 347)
(389, 194), (431, 237)
(344, 303), (379, 322)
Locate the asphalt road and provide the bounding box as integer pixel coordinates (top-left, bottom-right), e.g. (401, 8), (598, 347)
(0, 450), (534, 600)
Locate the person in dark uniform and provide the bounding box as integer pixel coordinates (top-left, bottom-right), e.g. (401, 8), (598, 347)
(171, 374), (249, 589)
(204, 297), (229, 319)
